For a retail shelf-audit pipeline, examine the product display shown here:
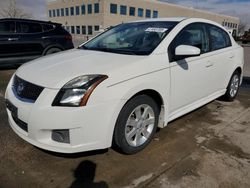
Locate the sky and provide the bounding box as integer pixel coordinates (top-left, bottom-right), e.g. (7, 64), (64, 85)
(0, 0), (249, 29)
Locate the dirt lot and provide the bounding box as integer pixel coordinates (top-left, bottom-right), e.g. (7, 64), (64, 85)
(0, 47), (250, 188)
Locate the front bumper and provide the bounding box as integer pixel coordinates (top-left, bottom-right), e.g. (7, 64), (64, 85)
(5, 80), (123, 153)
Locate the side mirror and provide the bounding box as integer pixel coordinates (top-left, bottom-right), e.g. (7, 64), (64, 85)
(175, 45), (201, 57)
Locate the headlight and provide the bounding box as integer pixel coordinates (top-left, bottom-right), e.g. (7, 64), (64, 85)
(52, 75), (108, 107)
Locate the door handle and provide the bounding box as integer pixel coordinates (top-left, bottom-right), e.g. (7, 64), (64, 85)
(206, 62), (213, 68)
(8, 38), (19, 41)
(229, 54), (235, 59)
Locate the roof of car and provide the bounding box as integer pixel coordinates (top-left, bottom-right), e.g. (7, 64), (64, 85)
(0, 18), (61, 25)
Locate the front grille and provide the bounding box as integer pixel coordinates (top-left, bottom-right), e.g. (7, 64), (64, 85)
(12, 76), (44, 102)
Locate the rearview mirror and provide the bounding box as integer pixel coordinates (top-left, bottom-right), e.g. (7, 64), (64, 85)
(175, 45), (201, 57)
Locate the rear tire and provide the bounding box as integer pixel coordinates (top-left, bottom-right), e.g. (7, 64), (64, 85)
(45, 48), (62, 55)
(113, 95), (159, 154)
(222, 71), (240, 101)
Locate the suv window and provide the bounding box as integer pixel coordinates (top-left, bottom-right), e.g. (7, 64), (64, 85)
(208, 25), (232, 51)
(0, 21), (15, 34)
(16, 21), (42, 34)
(169, 23), (209, 62)
(42, 24), (54, 32)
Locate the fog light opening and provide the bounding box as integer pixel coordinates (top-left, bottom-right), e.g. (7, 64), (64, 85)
(52, 130), (70, 144)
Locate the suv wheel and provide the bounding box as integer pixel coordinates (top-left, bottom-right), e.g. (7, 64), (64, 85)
(45, 48), (62, 55)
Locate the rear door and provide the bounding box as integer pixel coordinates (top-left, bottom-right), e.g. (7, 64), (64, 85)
(0, 20), (18, 59)
(15, 21), (44, 57)
(205, 24), (235, 92)
(168, 23), (213, 113)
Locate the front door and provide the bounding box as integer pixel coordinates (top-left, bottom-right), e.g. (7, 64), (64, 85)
(168, 23), (213, 114)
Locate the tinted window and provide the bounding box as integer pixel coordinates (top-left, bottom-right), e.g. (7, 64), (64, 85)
(129, 7), (135, 16)
(76, 6), (80, 15)
(110, 4), (117, 14)
(82, 26), (86, 35)
(120, 5), (127, 15)
(49, 10), (52, 17)
(146, 9), (151, 18)
(17, 22), (42, 33)
(169, 23), (209, 62)
(81, 5), (85, 15)
(138, 8), (143, 17)
(42, 24), (54, 32)
(61, 8), (64, 16)
(88, 4), (92, 14)
(70, 7), (74, 16)
(94, 25), (99, 31)
(0, 21), (15, 34)
(57, 9), (60, 17)
(76, 26), (80, 34)
(153, 11), (158, 18)
(208, 25), (232, 51)
(88, 26), (93, 35)
(94, 3), (99, 13)
(71, 26), (75, 34)
(65, 8), (69, 16)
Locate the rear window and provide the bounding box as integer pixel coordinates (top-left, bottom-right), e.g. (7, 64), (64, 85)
(42, 24), (55, 32)
(16, 21), (42, 33)
(0, 21), (15, 34)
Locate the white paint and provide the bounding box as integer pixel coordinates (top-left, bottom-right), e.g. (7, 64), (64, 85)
(5, 18), (244, 153)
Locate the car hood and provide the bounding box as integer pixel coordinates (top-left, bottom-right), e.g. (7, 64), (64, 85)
(16, 49), (152, 89)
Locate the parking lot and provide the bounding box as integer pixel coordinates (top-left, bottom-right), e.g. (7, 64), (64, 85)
(0, 46), (250, 188)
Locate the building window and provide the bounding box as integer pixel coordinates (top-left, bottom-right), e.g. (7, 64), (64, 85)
(82, 26), (86, 35)
(53, 9), (56, 17)
(235, 24), (238, 28)
(76, 6), (80, 15)
(71, 26), (75, 34)
(94, 3), (99, 13)
(81, 5), (85, 15)
(94, 25), (99, 31)
(88, 4), (92, 14)
(138, 8), (143, 17)
(57, 9), (60, 17)
(120, 5), (127, 15)
(129, 7), (135, 16)
(110, 4), (117, 14)
(65, 8), (69, 16)
(146, 9), (151, 18)
(76, 26), (80, 34)
(49, 10), (52, 17)
(153, 10), (158, 18)
(70, 7), (74, 16)
(66, 26), (70, 32)
(61, 8), (64, 16)
(88, 25), (93, 35)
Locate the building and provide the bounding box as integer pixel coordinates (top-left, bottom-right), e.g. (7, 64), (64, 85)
(46, 0), (240, 40)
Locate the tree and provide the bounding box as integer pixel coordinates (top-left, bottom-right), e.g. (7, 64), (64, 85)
(238, 21), (247, 35)
(0, 0), (32, 19)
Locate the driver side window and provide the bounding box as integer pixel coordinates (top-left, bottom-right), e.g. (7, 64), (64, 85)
(168, 23), (209, 62)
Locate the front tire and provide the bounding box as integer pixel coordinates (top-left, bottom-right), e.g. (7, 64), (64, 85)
(113, 95), (160, 154)
(223, 71), (240, 101)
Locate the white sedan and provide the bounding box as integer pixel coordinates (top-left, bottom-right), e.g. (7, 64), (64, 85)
(5, 18), (244, 154)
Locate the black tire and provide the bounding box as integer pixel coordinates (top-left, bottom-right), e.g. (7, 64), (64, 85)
(45, 47), (62, 55)
(113, 95), (160, 154)
(222, 71), (240, 101)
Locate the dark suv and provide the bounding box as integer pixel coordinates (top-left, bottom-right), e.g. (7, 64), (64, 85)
(0, 18), (74, 67)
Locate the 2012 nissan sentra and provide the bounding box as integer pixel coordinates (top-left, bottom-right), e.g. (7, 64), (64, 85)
(5, 18), (244, 154)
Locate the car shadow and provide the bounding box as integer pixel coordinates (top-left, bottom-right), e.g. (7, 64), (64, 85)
(242, 76), (250, 88)
(70, 160), (109, 188)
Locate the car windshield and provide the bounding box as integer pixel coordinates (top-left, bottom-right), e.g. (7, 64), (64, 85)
(80, 21), (178, 55)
